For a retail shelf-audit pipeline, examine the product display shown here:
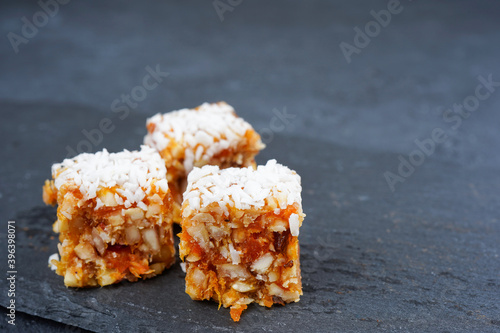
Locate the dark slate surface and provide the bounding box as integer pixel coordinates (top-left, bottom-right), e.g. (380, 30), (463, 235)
(1, 0), (500, 332)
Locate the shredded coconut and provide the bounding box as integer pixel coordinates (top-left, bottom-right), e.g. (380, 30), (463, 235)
(184, 159), (302, 212)
(289, 213), (300, 237)
(228, 243), (241, 265)
(144, 102), (256, 173)
(251, 253), (274, 274)
(51, 146), (168, 205)
(48, 253), (59, 271)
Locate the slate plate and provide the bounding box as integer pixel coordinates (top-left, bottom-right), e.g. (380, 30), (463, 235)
(1, 105), (499, 332)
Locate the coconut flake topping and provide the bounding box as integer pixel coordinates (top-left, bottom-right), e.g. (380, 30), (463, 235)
(51, 146), (169, 206)
(48, 253), (59, 271)
(184, 159), (302, 213)
(144, 102), (258, 173)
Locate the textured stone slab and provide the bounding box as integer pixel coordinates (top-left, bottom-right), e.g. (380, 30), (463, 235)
(1, 105), (499, 332)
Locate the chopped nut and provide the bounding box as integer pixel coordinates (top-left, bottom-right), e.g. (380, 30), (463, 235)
(233, 210), (244, 219)
(150, 262), (166, 275)
(142, 228), (160, 252)
(268, 283), (300, 302)
(269, 219), (287, 232)
(99, 189), (117, 207)
(74, 243), (96, 261)
(217, 264), (251, 279)
(232, 281), (256, 293)
(146, 203), (161, 218)
(60, 195), (77, 219)
(52, 220), (62, 233)
(186, 252), (201, 262)
(186, 224), (211, 250)
(125, 226), (141, 244)
(207, 225), (227, 239)
(192, 267), (207, 288)
(124, 207), (145, 221)
(64, 270), (79, 287)
(268, 271), (279, 282)
(108, 213), (124, 226)
(91, 228), (106, 255)
(192, 213), (216, 224)
(98, 269), (118, 286)
(251, 253), (274, 274)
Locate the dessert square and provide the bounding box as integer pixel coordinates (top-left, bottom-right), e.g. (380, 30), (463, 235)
(179, 160), (305, 321)
(144, 101), (265, 217)
(43, 146), (176, 287)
